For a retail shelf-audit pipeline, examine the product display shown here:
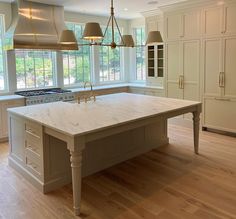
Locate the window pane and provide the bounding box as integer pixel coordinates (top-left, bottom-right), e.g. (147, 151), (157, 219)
(63, 23), (91, 86)
(0, 15), (6, 90)
(15, 50), (55, 89)
(134, 27), (145, 81)
(99, 27), (121, 83)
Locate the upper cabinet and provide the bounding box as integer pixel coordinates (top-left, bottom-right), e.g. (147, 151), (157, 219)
(202, 3), (236, 37)
(146, 43), (165, 86)
(165, 13), (182, 41)
(224, 3), (236, 35)
(202, 6), (223, 37)
(165, 9), (201, 41)
(164, 2), (236, 40)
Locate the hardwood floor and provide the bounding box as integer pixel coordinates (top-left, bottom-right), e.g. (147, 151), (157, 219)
(0, 124), (236, 219)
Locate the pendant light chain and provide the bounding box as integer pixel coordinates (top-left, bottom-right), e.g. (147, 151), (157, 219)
(101, 0), (126, 49)
(74, 0), (135, 48)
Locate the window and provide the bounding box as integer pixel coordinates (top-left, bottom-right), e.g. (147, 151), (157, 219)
(0, 15), (6, 91)
(134, 27), (145, 81)
(63, 23), (91, 86)
(15, 50), (55, 89)
(99, 27), (122, 83)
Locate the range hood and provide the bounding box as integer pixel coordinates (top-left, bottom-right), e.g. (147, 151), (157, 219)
(4, 0), (78, 50)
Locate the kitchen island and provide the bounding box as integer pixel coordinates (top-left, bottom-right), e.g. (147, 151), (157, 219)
(8, 93), (202, 215)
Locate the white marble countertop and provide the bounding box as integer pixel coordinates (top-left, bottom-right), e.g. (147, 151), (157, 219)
(69, 83), (164, 93)
(0, 95), (25, 101)
(0, 83), (163, 102)
(8, 93), (200, 137)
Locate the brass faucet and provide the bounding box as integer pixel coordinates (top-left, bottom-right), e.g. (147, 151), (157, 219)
(78, 81), (96, 104)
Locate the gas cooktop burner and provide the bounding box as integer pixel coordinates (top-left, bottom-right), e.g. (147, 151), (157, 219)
(15, 88), (75, 105)
(15, 88), (71, 97)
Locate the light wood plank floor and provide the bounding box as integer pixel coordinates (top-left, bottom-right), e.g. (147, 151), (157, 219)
(0, 124), (236, 219)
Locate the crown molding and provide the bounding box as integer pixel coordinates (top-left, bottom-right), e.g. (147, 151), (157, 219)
(159, 0), (236, 12)
(141, 8), (163, 18)
(141, 0), (236, 17)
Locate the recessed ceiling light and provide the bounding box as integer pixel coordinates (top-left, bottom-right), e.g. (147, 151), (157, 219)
(124, 8), (128, 11)
(147, 1), (158, 5)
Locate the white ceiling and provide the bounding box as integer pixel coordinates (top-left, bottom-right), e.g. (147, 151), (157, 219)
(0, 0), (188, 19)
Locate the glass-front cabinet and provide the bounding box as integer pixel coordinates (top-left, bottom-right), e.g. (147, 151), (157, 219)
(146, 43), (164, 87)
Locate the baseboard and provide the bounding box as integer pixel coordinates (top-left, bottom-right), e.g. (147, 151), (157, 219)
(8, 156), (72, 193)
(202, 127), (236, 137)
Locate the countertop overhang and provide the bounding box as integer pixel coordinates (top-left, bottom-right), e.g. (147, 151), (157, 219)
(8, 93), (201, 137)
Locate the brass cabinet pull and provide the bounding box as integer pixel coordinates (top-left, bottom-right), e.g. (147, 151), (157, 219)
(178, 76), (181, 89)
(221, 72), (225, 88)
(179, 75), (184, 89)
(219, 72), (225, 88)
(219, 72), (221, 87)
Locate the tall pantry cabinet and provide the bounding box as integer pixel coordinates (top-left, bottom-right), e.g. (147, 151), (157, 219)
(165, 9), (201, 120)
(202, 2), (236, 133)
(203, 36), (236, 133)
(163, 1), (236, 133)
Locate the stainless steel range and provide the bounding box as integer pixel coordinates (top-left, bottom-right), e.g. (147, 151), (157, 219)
(15, 88), (75, 105)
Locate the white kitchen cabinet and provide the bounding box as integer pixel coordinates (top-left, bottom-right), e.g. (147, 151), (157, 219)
(166, 40), (200, 101)
(166, 41), (182, 99)
(165, 13), (182, 41)
(161, 0), (236, 133)
(129, 87), (165, 97)
(203, 97), (236, 133)
(203, 36), (236, 98)
(223, 37), (236, 98)
(202, 3), (236, 37)
(203, 38), (222, 97)
(166, 40), (200, 121)
(165, 10), (200, 41)
(203, 36), (236, 132)
(224, 3), (236, 35)
(183, 10), (201, 39)
(202, 6), (223, 37)
(0, 99), (25, 140)
(146, 43), (165, 86)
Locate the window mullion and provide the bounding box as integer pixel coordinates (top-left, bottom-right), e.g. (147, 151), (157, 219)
(23, 50), (27, 89)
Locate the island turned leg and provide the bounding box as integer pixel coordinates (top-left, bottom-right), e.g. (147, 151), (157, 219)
(192, 111), (200, 154)
(70, 151), (83, 215)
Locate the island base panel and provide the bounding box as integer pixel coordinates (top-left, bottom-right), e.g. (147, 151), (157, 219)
(9, 115), (169, 193)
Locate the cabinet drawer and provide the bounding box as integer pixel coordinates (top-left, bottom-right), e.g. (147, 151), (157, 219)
(25, 122), (42, 139)
(25, 154), (41, 178)
(25, 136), (42, 157)
(204, 98), (236, 133)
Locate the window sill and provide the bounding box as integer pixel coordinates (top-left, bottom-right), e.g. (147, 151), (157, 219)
(69, 82), (164, 93)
